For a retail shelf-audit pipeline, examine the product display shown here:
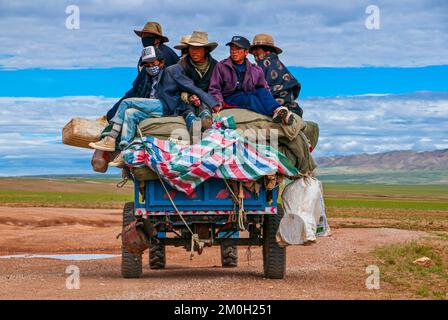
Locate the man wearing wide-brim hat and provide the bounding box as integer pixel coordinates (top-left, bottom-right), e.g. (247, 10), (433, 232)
(249, 33), (303, 117)
(106, 21), (179, 122)
(134, 21), (179, 69)
(170, 31), (220, 133)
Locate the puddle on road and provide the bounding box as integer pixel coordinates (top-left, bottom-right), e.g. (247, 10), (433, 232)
(0, 254), (120, 261)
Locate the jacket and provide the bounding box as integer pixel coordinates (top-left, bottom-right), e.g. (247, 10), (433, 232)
(256, 52), (301, 105)
(106, 69), (161, 121)
(178, 55), (217, 92)
(208, 57), (270, 105)
(157, 64), (218, 116)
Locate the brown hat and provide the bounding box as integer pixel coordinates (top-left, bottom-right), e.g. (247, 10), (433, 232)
(186, 31), (218, 52)
(134, 21), (169, 43)
(174, 35), (191, 50)
(250, 33), (282, 54)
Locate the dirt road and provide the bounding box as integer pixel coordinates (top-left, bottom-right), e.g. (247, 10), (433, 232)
(0, 207), (427, 299)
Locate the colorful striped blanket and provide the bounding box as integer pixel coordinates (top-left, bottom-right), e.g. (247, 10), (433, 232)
(124, 116), (298, 195)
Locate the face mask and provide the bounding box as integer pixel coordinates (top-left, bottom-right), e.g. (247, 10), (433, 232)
(141, 36), (156, 47)
(146, 65), (160, 76)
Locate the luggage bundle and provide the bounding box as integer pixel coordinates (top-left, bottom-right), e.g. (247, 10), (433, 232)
(62, 109), (320, 177)
(277, 177), (331, 247)
(62, 117), (108, 149)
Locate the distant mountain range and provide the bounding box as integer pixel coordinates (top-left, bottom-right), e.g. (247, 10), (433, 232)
(316, 149), (448, 170)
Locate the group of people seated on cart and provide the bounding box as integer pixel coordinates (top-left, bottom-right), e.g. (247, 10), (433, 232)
(89, 21), (303, 170)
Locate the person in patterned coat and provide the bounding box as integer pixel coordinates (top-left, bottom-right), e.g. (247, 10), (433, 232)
(250, 34), (303, 117)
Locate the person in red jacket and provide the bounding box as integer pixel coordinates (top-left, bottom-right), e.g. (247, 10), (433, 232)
(208, 36), (293, 124)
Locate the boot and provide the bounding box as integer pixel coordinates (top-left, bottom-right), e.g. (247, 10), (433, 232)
(199, 112), (213, 132)
(272, 106), (288, 123)
(108, 152), (125, 167)
(89, 136), (116, 152)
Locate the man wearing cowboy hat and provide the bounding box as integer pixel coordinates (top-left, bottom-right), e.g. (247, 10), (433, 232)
(171, 31), (220, 133)
(209, 35), (292, 125)
(106, 22), (179, 122)
(134, 21), (179, 68)
(250, 33), (303, 117)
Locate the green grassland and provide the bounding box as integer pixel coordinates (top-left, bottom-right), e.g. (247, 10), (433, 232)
(1, 178), (447, 212)
(371, 238), (448, 300)
(0, 189), (133, 208)
(0, 177), (133, 208)
(316, 168), (448, 185)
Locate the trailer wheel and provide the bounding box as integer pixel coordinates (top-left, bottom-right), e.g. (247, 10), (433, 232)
(263, 206), (286, 279)
(121, 202), (142, 278)
(220, 244), (238, 268)
(149, 242), (166, 269)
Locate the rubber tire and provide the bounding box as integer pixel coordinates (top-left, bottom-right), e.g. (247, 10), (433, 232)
(220, 244), (238, 268)
(263, 206), (286, 279)
(149, 242), (166, 269)
(121, 202), (143, 278)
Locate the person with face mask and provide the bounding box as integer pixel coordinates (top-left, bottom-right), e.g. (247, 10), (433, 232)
(105, 22), (179, 122)
(250, 34), (303, 118)
(90, 46), (168, 166)
(92, 43), (222, 166)
(135, 21), (179, 70)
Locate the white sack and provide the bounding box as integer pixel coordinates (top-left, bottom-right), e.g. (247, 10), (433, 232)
(277, 177), (331, 246)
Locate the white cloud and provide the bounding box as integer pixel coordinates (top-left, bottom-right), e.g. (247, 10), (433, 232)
(303, 92), (448, 158)
(0, 92), (447, 175)
(0, 0), (447, 68)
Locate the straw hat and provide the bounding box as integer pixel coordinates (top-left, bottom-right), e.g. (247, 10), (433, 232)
(185, 31), (218, 52)
(250, 33), (282, 54)
(174, 35), (191, 50)
(134, 21), (169, 43)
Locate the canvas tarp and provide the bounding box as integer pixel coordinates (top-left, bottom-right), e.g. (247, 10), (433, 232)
(136, 109), (318, 179)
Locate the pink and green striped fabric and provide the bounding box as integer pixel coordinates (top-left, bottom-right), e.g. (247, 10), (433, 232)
(124, 117), (298, 195)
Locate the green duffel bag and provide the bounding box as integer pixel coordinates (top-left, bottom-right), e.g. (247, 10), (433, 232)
(138, 109), (306, 142)
(302, 121), (319, 151)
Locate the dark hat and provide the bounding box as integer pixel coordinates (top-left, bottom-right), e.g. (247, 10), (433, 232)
(140, 46), (164, 65)
(226, 35), (250, 50)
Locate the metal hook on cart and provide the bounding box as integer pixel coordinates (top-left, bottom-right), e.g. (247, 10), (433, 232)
(116, 176), (129, 188)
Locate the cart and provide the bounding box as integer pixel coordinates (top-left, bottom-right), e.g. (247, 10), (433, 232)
(121, 177), (286, 279)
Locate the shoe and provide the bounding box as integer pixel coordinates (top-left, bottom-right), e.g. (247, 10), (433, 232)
(188, 117), (202, 143)
(201, 117), (212, 131)
(272, 106), (288, 123)
(108, 152), (125, 167)
(201, 116), (213, 131)
(284, 110), (294, 125)
(199, 110), (213, 131)
(89, 136), (116, 152)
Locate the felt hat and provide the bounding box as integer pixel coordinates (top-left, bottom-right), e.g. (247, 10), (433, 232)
(134, 21), (169, 43)
(250, 33), (283, 54)
(186, 31), (218, 52)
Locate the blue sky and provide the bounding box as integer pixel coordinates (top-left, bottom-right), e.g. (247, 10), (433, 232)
(1, 66), (448, 98)
(0, 0), (447, 176)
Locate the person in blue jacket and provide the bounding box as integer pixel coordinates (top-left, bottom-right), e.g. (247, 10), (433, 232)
(91, 46), (218, 166)
(106, 21), (179, 122)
